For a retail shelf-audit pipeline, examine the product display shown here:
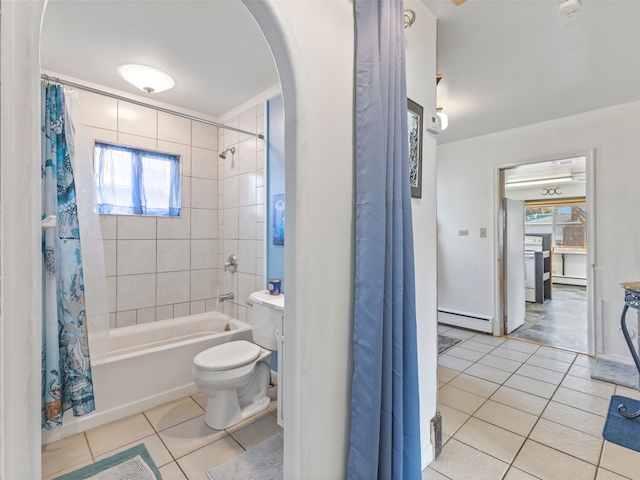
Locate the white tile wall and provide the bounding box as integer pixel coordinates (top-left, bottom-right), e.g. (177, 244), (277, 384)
(79, 92), (267, 327)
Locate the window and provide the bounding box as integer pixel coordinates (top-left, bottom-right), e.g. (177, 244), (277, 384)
(525, 200), (586, 250)
(94, 142), (181, 216)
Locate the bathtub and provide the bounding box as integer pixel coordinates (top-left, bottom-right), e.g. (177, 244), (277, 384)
(43, 312), (252, 443)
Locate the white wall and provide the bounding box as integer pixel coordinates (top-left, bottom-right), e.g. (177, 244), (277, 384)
(437, 101), (640, 361)
(405, 0), (439, 468)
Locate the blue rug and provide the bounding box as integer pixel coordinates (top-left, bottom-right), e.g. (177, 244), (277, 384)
(603, 395), (640, 452)
(53, 443), (161, 480)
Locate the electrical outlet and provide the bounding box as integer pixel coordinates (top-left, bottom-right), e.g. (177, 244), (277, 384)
(458, 230), (468, 236)
(480, 227), (487, 238)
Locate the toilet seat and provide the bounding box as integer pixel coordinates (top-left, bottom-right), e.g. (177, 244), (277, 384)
(194, 340), (262, 371)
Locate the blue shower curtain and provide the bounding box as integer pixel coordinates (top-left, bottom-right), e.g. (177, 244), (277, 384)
(348, 0), (422, 478)
(42, 83), (95, 430)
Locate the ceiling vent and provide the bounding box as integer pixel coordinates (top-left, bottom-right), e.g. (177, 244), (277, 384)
(558, 0), (581, 18)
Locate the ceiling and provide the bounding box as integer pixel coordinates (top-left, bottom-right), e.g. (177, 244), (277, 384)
(40, 0), (279, 118)
(41, 1), (640, 141)
(503, 156), (586, 188)
(423, 0), (640, 143)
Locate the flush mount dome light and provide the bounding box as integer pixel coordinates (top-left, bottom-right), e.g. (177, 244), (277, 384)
(117, 64), (175, 94)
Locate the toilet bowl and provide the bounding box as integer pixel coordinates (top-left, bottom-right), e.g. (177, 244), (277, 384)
(192, 290), (283, 430)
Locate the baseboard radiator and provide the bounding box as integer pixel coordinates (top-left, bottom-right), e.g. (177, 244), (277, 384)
(438, 308), (493, 333)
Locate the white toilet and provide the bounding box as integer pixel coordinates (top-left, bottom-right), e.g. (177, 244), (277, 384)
(192, 290), (284, 430)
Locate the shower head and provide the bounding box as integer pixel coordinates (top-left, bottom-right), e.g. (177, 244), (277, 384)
(219, 147), (235, 160)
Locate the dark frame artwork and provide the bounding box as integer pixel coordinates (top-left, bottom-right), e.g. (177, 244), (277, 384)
(407, 98), (423, 198)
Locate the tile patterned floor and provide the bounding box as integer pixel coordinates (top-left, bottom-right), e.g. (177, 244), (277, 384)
(510, 284), (588, 352)
(427, 325), (640, 480)
(41, 388), (281, 480)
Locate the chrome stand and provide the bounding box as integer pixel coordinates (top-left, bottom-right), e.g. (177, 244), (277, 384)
(618, 283), (640, 419)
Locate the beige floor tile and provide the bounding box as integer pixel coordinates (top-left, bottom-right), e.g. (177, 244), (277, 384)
(477, 354), (523, 373)
(599, 441), (640, 479)
(453, 417), (525, 463)
(513, 440), (597, 480)
(503, 467), (540, 480)
(525, 355), (572, 373)
(504, 374), (558, 399)
(560, 374), (616, 399)
(445, 346), (485, 362)
(438, 325), (452, 334)
(158, 461), (188, 480)
(529, 418), (603, 464)
(177, 436), (245, 480)
(552, 386), (610, 417)
(448, 373), (501, 398)
(429, 438), (509, 480)
(471, 333), (507, 347)
(191, 392), (208, 410)
(41, 433), (92, 478)
(438, 382), (445, 389)
(438, 354), (474, 372)
(437, 366), (460, 384)
(42, 460), (93, 480)
(503, 339), (539, 354)
(615, 385), (640, 401)
(439, 384), (487, 415)
(596, 467), (632, 479)
(491, 347), (532, 363)
(85, 413), (155, 457)
(229, 413), (283, 450)
(144, 396), (205, 432)
(456, 340), (496, 354)
(443, 328), (477, 340)
(490, 386), (549, 416)
(225, 407), (273, 435)
(541, 400), (605, 438)
(93, 433), (173, 468)
(473, 400), (538, 436)
(464, 363), (512, 384)
(574, 354), (598, 368)
(439, 404), (470, 438)
(159, 415), (228, 459)
(422, 466), (451, 479)
(534, 346), (577, 364)
(567, 363), (594, 379)
(516, 363), (565, 385)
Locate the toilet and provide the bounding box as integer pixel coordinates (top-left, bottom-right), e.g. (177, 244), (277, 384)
(192, 290), (284, 430)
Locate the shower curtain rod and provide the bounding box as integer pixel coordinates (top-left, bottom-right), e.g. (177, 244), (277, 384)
(41, 74), (265, 140)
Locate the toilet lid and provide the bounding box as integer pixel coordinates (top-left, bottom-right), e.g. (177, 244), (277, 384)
(193, 340), (262, 371)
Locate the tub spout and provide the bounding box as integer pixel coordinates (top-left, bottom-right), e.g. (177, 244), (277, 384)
(219, 292), (234, 302)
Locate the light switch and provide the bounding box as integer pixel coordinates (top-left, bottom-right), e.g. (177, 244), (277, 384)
(458, 230), (468, 236)
(480, 228), (487, 238)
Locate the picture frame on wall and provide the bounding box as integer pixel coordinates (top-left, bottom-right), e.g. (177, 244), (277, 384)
(407, 98), (423, 198)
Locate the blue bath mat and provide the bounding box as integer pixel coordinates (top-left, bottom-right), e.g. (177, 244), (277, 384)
(603, 395), (640, 452)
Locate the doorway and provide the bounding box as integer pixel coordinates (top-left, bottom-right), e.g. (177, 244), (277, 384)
(498, 152), (595, 355)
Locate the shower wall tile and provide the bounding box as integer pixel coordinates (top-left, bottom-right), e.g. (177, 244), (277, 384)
(256, 149), (265, 170)
(238, 138), (257, 175)
(174, 302), (190, 318)
(191, 147), (217, 180)
(256, 115), (265, 137)
(239, 107), (257, 140)
(223, 208), (239, 240)
(99, 215), (117, 240)
(157, 271), (190, 306)
(205, 299), (217, 312)
(158, 111), (191, 145)
(157, 208), (191, 240)
(256, 168), (265, 188)
(239, 206), (256, 240)
(77, 90), (118, 130)
(137, 307), (156, 325)
(237, 273), (255, 305)
(181, 177), (191, 209)
(118, 216), (156, 240)
(117, 240), (156, 275)
(103, 240), (117, 277)
(190, 300), (205, 315)
(157, 305), (174, 321)
(118, 102), (157, 139)
(191, 178), (217, 209)
(238, 173), (257, 207)
(158, 140), (191, 178)
(191, 239), (217, 270)
(85, 126), (118, 150)
(117, 273), (156, 311)
(192, 121), (218, 151)
(117, 132), (156, 151)
(157, 240), (190, 272)
(223, 176), (239, 209)
(109, 313), (117, 329)
(238, 240), (256, 274)
(191, 269), (216, 301)
(107, 276), (117, 313)
(191, 209), (217, 239)
(117, 310), (137, 328)
(223, 116), (239, 149)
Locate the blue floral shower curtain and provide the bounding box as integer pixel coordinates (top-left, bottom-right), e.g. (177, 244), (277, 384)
(348, 0), (422, 478)
(42, 83), (95, 430)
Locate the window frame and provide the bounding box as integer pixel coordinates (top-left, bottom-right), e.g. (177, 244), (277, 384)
(525, 198), (587, 251)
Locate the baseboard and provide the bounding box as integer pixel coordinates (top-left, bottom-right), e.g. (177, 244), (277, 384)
(438, 309), (492, 333)
(42, 382), (199, 445)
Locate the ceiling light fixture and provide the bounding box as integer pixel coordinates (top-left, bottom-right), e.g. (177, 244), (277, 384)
(436, 107), (449, 131)
(505, 176), (573, 188)
(118, 64), (175, 94)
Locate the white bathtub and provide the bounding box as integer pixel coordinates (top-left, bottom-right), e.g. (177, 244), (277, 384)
(43, 312), (252, 443)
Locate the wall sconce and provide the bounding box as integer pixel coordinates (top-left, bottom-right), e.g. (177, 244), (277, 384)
(436, 107), (449, 131)
(404, 10), (416, 29)
(118, 64), (175, 94)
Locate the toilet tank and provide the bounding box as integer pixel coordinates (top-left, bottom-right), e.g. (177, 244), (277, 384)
(248, 290), (284, 351)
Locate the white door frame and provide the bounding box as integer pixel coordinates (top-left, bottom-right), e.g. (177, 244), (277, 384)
(494, 149), (596, 356)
